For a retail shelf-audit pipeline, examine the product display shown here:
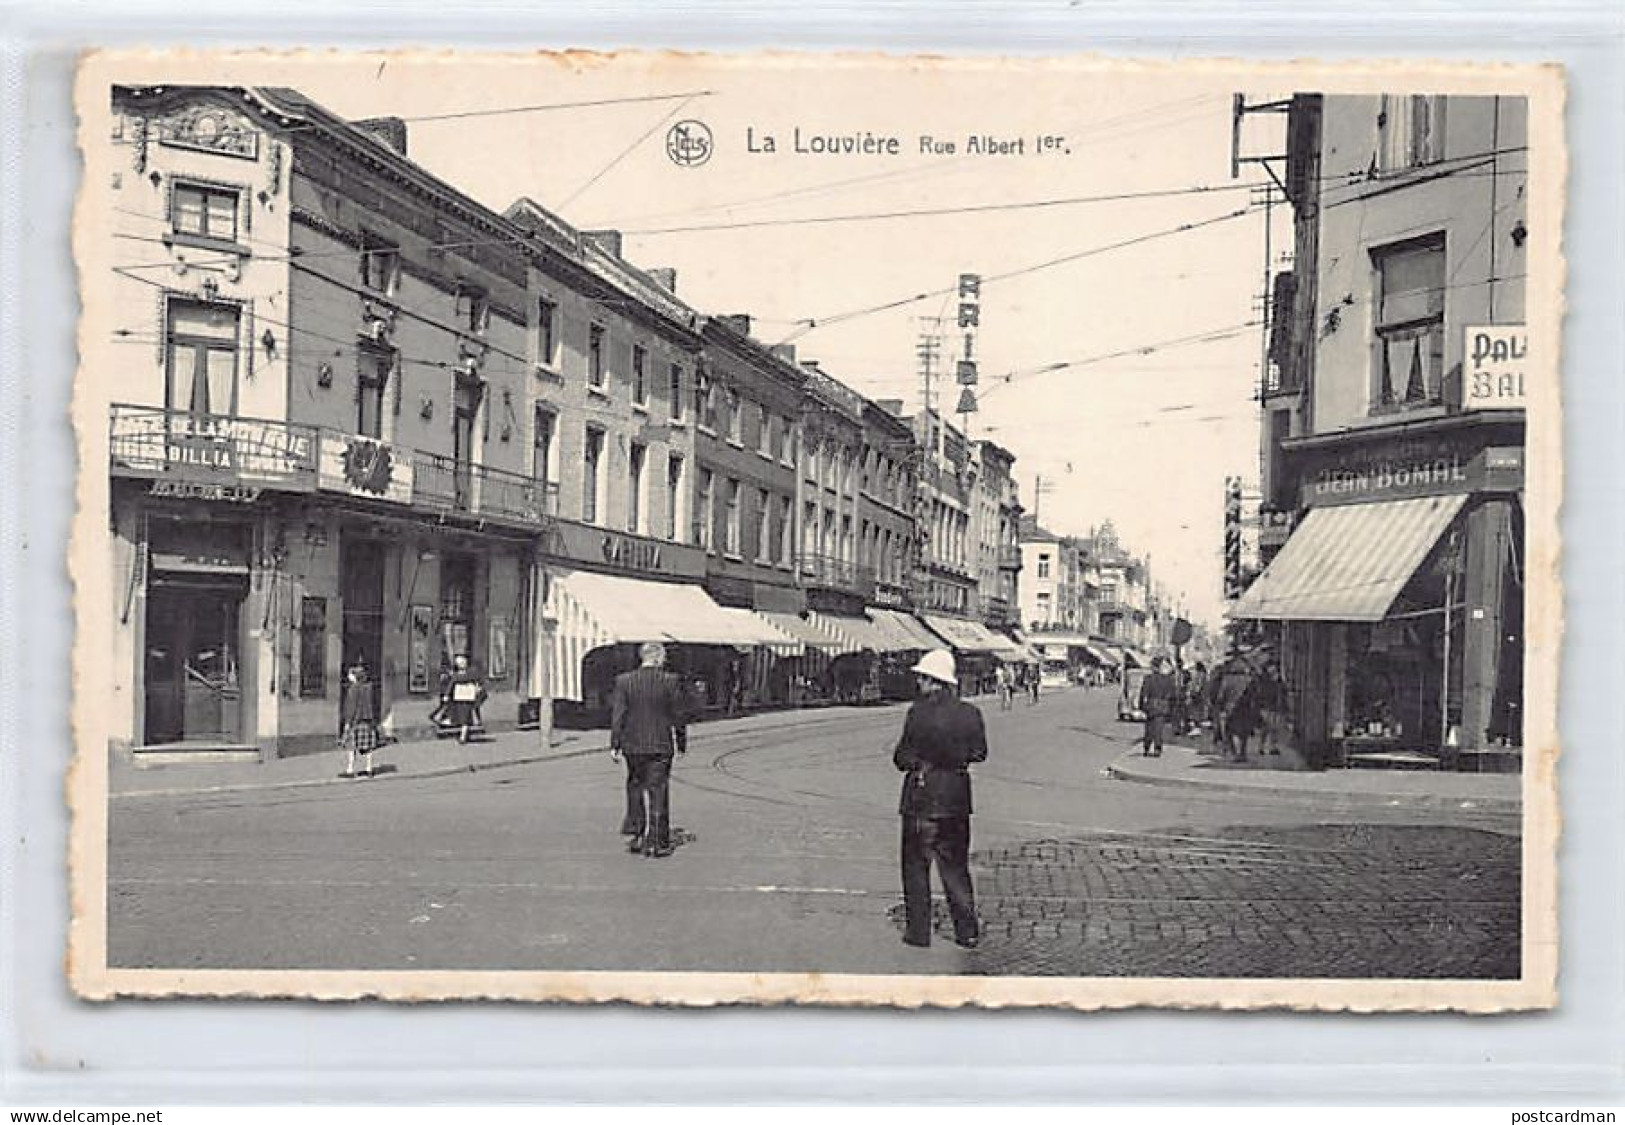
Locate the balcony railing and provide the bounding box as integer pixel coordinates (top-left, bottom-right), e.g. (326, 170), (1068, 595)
(798, 552), (875, 598)
(111, 404), (320, 489)
(413, 450), (560, 525)
(998, 545), (1023, 570)
(111, 404), (558, 532)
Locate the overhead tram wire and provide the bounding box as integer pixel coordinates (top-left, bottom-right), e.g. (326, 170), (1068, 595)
(772, 204), (1258, 346)
(554, 95), (700, 213)
(108, 89), (719, 143)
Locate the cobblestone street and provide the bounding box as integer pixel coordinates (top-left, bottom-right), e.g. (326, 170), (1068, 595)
(922, 824), (1520, 978)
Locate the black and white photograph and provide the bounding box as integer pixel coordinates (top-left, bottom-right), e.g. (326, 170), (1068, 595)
(69, 51), (1562, 1008)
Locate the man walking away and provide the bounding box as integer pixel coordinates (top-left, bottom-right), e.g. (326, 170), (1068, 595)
(611, 642), (689, 858)
(1255, 657), (1290, 757)
(1138, 655), (1177, 757)
(894, 649), (988, 950)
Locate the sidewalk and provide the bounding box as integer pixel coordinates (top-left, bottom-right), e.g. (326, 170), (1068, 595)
(1106, 742), (1522, 814)
(109, 701), (911, 800)
(110, 725), (611, 800)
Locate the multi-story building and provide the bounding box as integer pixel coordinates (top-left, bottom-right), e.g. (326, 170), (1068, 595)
(858, 398), (921, 614)
(970, 439), (1022, 633)
(1233, 93), (1528, 760)
(692, 315), (805, 617)
(100, 84), (785, 757)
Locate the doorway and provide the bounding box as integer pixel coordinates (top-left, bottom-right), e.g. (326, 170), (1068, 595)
(143, 581), (247, 744)
(341, 538), (387, 721)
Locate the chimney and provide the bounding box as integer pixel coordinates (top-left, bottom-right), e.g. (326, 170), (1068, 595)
(799, 359), (823, 375)
(768, 344), (797, 364)
(876, 398), (904, 416)
(647, 267), (677, 293)
(718, 314), (752, 337)
(354, 116), (408, 156)
(583, 230), (623, 258)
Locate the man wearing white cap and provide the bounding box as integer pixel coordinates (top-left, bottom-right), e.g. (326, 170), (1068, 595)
(893, 648), (989, 949)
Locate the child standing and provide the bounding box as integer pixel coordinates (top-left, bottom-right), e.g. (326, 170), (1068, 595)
(340, 659), (381, 779)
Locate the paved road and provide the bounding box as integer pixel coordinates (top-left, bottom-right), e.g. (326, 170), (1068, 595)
(108, 687), (1521, 978)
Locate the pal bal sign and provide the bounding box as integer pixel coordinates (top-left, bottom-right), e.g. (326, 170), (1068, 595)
(1464, 325), (1527, 411)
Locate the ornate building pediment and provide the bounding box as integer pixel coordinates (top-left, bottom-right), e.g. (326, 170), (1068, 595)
(154, 104), (261, 161)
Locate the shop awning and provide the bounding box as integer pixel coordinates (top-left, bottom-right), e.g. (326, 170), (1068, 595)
(922, 614), (1009, 654)
(1081, 642), (1120, 667)
(806, 611), (898, 654)
(541, 570), (793, 701)
(717, 608), (803, 658)
(868, 608), (943, 651)
(1229, 494), (1468, 622)
(758, 611), (847, 654)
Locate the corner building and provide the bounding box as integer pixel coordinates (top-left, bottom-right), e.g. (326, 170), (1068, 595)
(1234, 93), (1528, 765)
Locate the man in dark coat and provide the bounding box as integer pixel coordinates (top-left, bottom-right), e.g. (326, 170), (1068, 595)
(611, 642), (689, 858)
(1137, 655), (1178, 756)
(893, 648), (989, 949)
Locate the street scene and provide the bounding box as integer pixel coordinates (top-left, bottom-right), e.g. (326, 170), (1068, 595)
(76, 53), (1547, 994)
(109, 686), (1520, 978)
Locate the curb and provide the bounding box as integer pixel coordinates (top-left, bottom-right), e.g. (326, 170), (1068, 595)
(1105, 752), (1522, 814)
(111, 741), (608, 801)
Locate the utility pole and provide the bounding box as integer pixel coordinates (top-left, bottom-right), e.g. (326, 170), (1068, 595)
(916, 316), (944, 457)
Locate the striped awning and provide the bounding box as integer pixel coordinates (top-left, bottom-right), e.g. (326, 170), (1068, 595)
(539, 569), (793, 701)
(717, 608), (803, 658)
(922, 614), (1008, 654)
(1230, 494), (1467, 622)
(758, 611), (846, 654)
(807, 611), (898, 654)
(1084, 643), (1121, 667)
(867, 608), (941, 651)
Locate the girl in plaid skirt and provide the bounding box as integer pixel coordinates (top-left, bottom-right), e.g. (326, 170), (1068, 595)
(341, 660), (381, 779)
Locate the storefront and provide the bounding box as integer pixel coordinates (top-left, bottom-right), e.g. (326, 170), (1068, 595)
(530, 523), (793, 722)
(1233, 416), (1525, 766)
(921, 614), (1015, 695)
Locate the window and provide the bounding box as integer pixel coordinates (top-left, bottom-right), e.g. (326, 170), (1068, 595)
(666, 454), (684, 541)
(439, 556), (477, 667)
(770, 413), (785, 462)
(458, 288), (490, 335)
(632, 344), (648, 407)
(725, 478), (741, 555)
(756, 487), (772, 561)
(772, 496), (790, 565)
(695, 468), (715, 550)
(668, 363), (685, 421)
(166, 300), (239, 416)
(359, 235), (400, 295)
(298, 596), (327, 698)
(357, 346), (392, 438)
(628, 442), (646, 534)
(532, 408), (555, 487)
(726, 388), (742, 443)
(1037, 553), (1051, 579)
(695, 370), (713, 428)
(1372, 235), (1446, 410)
(537, 297), (559, 369)
(172, 182), (238, 243)
(583, 427), (604, 523)
(1377, 95), (1446, 171)
(757, 405), (773, 456)
(588, 325), (606, 389)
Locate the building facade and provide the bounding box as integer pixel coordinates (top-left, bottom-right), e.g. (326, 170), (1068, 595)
(970, 440), (1022, 633)
(1234, 93), (1528, 761)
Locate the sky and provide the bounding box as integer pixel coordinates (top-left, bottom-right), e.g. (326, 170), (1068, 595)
(189, 53), (1290, 630)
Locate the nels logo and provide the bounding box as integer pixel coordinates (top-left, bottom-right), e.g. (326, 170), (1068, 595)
(342, 437), (395, 496)
(665, 120), (713, 167)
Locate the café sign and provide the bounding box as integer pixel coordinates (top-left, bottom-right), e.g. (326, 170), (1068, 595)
(540, 519), (706, 579)
(1463, 325), (1527, 411)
